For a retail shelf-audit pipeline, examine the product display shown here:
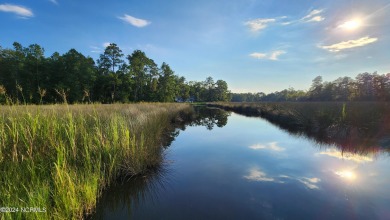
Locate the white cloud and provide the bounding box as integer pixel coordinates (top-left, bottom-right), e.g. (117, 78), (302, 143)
(279, 175), (291, 179)
(0, 4), (33, 18)
(319, 36), (378, 52)
(318, 149), (373, 163)
(102, 42), (111, 48)
(249, 50), (286, 61)
(118, 14), (150, 27)
(269, 50), (286, 60)
(298, 177), (321, 189)
(249, 52), (267, 59)
(49, 0), (58, 5)
(244, 18), (276, 32)
(302, 9), (322, 19)
(249, 142), (285, 151)
(278, 175), (321, 189)
(308, 16), (325, 22)
(301, 9), (324, 22)
(244, 168), (274, 182)
(244, 9), (324, 32)
(281, 21), (292, 25)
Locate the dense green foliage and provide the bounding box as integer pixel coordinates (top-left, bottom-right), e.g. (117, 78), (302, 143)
(0, 103), (192, 219)
(231, 72), (390, 102)
(0, 42), (230, 104)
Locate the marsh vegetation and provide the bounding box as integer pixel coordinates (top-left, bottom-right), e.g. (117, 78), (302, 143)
(0, 103), (192, 219)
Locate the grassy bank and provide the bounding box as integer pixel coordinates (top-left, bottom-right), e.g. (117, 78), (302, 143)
(209, 102), (390, 154)
(0, 103), (192, 219)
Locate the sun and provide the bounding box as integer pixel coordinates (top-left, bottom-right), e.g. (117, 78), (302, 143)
(339, 19), (362, 30)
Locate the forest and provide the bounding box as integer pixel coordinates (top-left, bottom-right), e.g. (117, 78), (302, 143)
(2, 42), (389, 104)
(0, 42), (230, 104)
(231, 72), (390, 102)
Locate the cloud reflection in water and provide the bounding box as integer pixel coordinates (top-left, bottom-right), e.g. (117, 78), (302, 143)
(249, 142), (285, 152)
(244, 169), (322, 190)
(318, 149), (373, 163)
(298, 177), (321, 189)
(335, 170), (357, 181)
(244, 168), (275, 182)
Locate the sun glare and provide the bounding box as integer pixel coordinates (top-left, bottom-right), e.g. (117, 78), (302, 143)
(339, 19), (361, 30)
(335, 170), (357, 181)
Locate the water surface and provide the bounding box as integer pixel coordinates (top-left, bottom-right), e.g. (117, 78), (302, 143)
(93, 108), (390, 220)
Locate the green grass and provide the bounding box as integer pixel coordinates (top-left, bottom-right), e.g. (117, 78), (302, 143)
(0, 103), (192, 219)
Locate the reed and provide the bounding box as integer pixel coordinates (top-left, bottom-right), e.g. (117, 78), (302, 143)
(0, 103), (192, 219)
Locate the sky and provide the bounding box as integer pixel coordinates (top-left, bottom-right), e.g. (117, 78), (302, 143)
(1, 0), (390, 93)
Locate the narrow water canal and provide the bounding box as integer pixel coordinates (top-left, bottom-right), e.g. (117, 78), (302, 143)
(93, 107), (390, 220)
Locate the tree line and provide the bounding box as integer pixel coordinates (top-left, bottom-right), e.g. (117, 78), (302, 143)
(231, 72), (390, 102)
(0, 42), (230, 104)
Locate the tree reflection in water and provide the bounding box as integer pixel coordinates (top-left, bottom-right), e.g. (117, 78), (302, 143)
(89, 105), (230, 219)
(209, 102), (390, 156)
(189, 106), (230, 130)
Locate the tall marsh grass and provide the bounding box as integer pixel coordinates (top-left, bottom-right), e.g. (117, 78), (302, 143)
(0, 103), (192, 219)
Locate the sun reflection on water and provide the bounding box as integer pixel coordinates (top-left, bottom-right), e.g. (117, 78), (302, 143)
(335, 170), (357, 181)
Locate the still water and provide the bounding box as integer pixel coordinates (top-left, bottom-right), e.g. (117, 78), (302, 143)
(93, 108), (390, 220)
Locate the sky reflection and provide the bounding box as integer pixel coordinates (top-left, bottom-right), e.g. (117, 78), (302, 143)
(244, 168), (275, 182)
(244, 168), (322, 190)
(94, 110), (390, 219)
(249, 142), (285, 151)
(318, 149), (374, 163)
(298, 177), (321, 190)
(335, 170), (357, 181)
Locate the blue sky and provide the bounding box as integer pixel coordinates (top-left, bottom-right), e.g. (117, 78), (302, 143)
(1, 0), (390, 93)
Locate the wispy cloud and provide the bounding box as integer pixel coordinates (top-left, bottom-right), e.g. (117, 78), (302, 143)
(249, 142), (285, 151)
(49, 0), (58, 5)
(250, 50), (286, 61)
(90, 46), (102, 53)
(301, 9), (325, 22)
(308, 16), (325, 22)
(102, 42), (111, 48)
(313, 53), (348, 63)
(279, 175), (321, 189)
(244, 18), (276, 32)
(90, 43), (110, 53)
(269, 51), (286, 60)
(0, 4), (33, 18)
(319, 36), (378, 52)
(245, 169), (321, 189)
(118, 14), (151, 27)
(298, 177), (321, 189)
(244, 9), (324, 32)
(249, 52), (267, 59)
(281, 21), (292, 25)
(318, 149), (373, 163)
(244, 168), (275, 182)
